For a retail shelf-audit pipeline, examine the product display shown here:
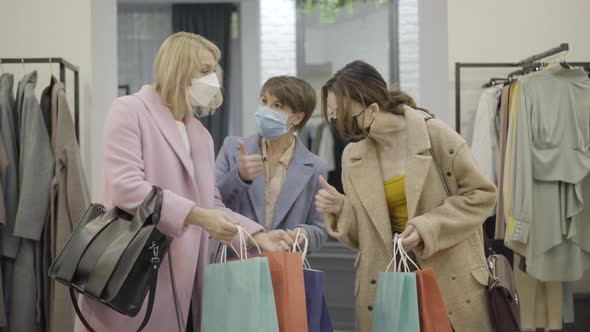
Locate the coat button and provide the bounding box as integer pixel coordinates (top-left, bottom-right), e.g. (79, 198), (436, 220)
(466, 299), (471, 304)
(368, 305), (374, 311)
(451, 276), (456, 280)
(448, 311), (453, 316)
(449, 148), (455, 154)
(446, 172), (452, 177)
(371, 279), (376, 285)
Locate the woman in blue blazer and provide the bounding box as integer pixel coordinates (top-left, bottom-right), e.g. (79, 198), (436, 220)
(216, 76), (328, 252)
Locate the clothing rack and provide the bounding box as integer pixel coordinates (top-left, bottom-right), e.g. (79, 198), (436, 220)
(0, 57), (80, 140)
(454, 43), (590, 133)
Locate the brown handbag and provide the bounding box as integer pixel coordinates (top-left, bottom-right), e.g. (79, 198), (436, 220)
(422, 109), (520, 332)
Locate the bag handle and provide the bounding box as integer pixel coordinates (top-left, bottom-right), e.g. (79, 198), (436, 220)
(396, 237), (420, 272)
(70, 251), (161, 332)
(290, 229), (312, 270)
(138, 186), (163, 225)
(385, 237), (420, 273)
(215, 225), (262, 263)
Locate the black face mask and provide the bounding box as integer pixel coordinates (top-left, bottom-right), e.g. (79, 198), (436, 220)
(328, 108), (372, 143)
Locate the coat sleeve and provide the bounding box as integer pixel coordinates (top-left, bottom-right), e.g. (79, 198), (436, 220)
(470, 88), (500, 185)
(104, 99), (195, 238)
(0, 138), (7, 225)
(409, 140), (497, 259)
(64, 143), (91, 229)
(325, 160), (360, 250)
(507, 83), (533, 244)
(13, 96), (54, 240)
(215, 137), (251, 207)
(294, 161), (328, 253)
(213, 188), (263, 237)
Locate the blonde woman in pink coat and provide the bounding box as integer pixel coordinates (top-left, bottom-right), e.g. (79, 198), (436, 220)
(75, 32), (291, 332)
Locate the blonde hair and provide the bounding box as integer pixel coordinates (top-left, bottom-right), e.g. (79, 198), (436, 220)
(153, 32), (222, 113)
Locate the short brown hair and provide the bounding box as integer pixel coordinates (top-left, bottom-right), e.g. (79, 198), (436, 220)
(321, 60), (416, 141)
(261, 76), (317, 130)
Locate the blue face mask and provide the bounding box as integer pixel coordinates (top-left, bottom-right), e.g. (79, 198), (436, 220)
(254, 107), (292, 139)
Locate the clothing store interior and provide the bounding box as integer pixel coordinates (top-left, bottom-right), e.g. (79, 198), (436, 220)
(1, 0), (590, 331)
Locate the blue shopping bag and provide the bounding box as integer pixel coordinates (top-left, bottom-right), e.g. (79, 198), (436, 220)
(201, 229), (279, 332)
(303, 269), (334, 332)
(292, 229), (334, 332)
(372, 238), (420, 332)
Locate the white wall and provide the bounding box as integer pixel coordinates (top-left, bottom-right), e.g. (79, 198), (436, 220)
(448, 0), (590, 293)
(0, 0), (118, 199)
(448, 0), (590, 134)
(260, 0), (296, 83)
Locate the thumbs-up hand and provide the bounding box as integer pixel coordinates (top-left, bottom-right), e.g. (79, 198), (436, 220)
(238, 140), (264, 182)
(316, 176), (345, 216)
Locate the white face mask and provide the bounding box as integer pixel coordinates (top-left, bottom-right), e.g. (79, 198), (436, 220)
(188, 73), (221, 107)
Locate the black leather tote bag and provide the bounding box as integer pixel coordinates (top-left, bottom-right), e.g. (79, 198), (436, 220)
(49, 186), (172, 331)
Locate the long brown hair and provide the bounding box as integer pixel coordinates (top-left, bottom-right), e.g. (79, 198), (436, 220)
(321, 60), (416, 140)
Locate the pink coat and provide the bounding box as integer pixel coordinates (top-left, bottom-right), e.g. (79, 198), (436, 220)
(75, 85), (263, 332)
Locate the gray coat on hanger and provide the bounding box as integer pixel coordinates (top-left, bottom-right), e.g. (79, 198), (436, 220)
(0, 73), (19, 329)
(9, 70), (53, 332)
(0, 74), (20, 259)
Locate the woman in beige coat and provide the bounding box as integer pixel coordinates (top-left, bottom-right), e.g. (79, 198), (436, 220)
(315, 61), (497, 332)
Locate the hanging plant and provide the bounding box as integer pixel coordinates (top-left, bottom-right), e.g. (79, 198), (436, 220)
(297, 0), (388, 24)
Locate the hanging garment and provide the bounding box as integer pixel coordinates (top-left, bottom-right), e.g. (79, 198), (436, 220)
(0, 74), (20, 259)
(494, 85), (511, 240)
(40, 76), (57, 135)
(299, 117), (320, 151)
(318, 124), (335, 173)
(0, 73), (19, 331)
(502, 81), (526, 255)
(470, 86), (502, 186)
(9, 71), (53, 332)
(514, 255), (563, 331)
(0, 136), (7, 327)
(562, 281), (575, 324)
(508, 65), (590, 281)
(39, 77), (55, 332)
(0, 136), (6, 225)
(46, 81), (90, 332)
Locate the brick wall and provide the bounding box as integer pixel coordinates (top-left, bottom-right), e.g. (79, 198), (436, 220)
(260, 0), (297, 84)
(398, 0), (419, 100)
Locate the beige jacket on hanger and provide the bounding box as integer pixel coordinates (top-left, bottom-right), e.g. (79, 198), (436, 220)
(47, 81), (90, 332)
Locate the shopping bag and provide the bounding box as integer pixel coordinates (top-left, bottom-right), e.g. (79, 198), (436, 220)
(303, 270), (334, 332)
(257, 250), (308, 332)
(294, 231), (334, 332)
(201, 227), (279, 332)
(416, 268), (453, 332)
(372, 238), (420, 332)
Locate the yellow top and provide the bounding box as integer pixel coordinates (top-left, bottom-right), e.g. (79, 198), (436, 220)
(384, 175), (408, 233)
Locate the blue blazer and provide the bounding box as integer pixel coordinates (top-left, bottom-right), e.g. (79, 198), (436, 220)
(216, 134), (328, 252)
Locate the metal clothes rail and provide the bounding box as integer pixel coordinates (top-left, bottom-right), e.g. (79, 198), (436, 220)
(0, 57), (80, 139)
